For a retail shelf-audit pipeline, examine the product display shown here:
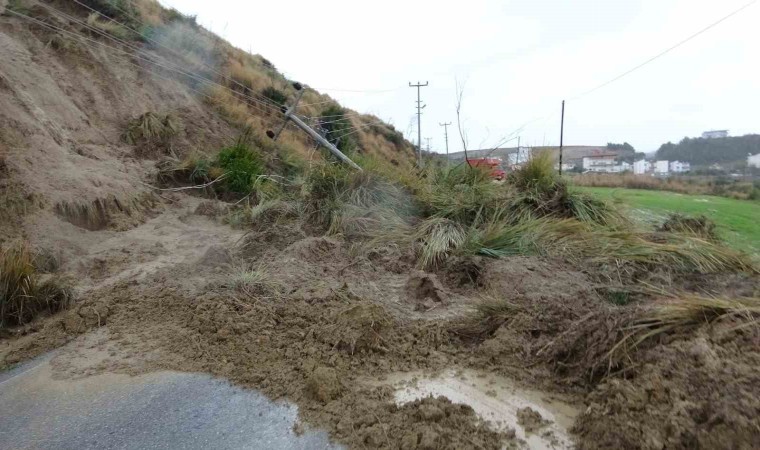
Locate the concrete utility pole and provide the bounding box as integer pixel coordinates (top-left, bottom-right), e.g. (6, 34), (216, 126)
(268, 82), (361, 171)
(409, 81), (428, 167)
(559, 100), (565, 176)
(439, 122), (451, 163)
(516, 136), (521, 165)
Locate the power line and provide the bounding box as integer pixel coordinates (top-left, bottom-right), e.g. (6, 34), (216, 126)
(570, 0), (758, 101)
(5, 8), (282, 122)
(308, 86), (403, 93)
(69, 0), (287, 112)
(331, 120), (387, 141)
(25, 2), (285, 117)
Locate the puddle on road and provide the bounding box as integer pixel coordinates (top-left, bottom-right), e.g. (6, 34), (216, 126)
(0, 352), (340, 450)
(367, 368), (579, 449)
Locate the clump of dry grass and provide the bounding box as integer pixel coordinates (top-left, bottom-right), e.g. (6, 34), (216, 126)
(86, 12), (132, 40)
(230, 265), (283, 299)
(451, 295), (522, 342)
(123, 112), (181, 147)
(658, 213), (719, 241)
(458, 217), (756, 274)
(1, 242), (73, 328)
(506, 151), (626, 227)
(301, 162), (414, 236)
(511, 150), (558, 192)
(606, 293), (760, 368)
(414, 217), (467, 268)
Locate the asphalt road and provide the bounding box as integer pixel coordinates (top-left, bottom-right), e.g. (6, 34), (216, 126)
(0, 354), (339, 450)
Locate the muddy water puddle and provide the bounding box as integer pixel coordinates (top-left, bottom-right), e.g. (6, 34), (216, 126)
(367, 368), (579, 449)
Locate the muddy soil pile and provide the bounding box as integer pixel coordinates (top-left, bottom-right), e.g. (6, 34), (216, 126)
(3, 198), (758, 449)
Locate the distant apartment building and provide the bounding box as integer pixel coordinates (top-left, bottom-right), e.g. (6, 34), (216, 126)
(633, 160), (649, 175)
(582, 155), (616, 172)
(582, 155), (631, 173)
(701, 130), (728, 139)
(655, 160), (670, 174)
(669, 161), (691, 173)
(507, 147), (532, 166)
(749, 153), (760, 169)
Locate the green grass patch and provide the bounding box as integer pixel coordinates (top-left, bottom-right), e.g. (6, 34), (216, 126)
(576, 187), (760, 255)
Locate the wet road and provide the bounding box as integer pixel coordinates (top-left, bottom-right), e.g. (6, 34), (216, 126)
(0, 355), (339, 450)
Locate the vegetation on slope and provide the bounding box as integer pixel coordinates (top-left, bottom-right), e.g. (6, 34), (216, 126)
(173, 134), (756, 275)
(4, 0), (414, 165)
(1, 242), (72, 328)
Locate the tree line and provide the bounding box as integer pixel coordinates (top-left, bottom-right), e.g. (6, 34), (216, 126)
(655, 135), (760, 166)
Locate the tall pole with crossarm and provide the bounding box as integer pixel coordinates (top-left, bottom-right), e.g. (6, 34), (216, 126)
(439, 122), (451, 164)
(409, 81), (428, 167)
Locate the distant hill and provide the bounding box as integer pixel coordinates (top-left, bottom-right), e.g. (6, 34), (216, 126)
(655, 135), (760, 167)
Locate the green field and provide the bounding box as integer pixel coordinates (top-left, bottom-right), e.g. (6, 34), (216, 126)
(577, 187), (760, 255)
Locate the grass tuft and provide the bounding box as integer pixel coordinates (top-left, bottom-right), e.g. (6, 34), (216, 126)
(86, 12), (133, 40)
(451, 295), (522, 342)
(511, 150), (557, 192)
(230, 266), (283, 299)
(1, 242), (73, 328)
(658, 213), (719, 241)
(124, 112), (181, 147)
(607, 293), (760, 366)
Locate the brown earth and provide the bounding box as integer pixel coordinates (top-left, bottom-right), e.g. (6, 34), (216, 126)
(2, 3), (760, 450)
(2, 193), (759, 449)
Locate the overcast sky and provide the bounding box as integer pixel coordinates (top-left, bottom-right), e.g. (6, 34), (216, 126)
(158, 0), (759, 154)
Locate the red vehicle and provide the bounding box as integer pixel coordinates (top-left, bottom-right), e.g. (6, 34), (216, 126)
(467, 157), (506, 181)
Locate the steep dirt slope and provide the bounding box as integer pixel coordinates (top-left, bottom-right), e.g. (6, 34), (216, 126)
(0, 0), (413, 242)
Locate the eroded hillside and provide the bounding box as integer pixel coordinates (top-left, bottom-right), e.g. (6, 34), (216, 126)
(0, 0), (412, 240)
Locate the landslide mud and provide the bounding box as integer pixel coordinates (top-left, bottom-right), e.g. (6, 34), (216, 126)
(1, 196), (759, 449)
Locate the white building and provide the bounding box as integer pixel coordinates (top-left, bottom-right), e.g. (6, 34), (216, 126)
(749, 153), (760, 169)
(582, 155), (632, 173)
(507, 147), (532, 166)
(669, 161), (691, 173)
(582, 155), (617, 172)
(701, 130), (728, 139)
(655, 160), (669, 174)
(633, 160), (649, 175)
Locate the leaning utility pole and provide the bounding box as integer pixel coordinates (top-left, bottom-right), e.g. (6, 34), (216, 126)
(439, 122), (451, 163)
(268, 82), (361, 171)
(409, 81), (428, 167)
(559, 100), (565, 176)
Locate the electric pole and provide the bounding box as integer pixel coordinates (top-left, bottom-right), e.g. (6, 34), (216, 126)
(559, 100), (565, 176)
(267, 82), (361, 170)
(439, 122), (451, 163)
(425, 137), (432, 153)
(409, 81), (428, 167)
(516, 136), (521, 165)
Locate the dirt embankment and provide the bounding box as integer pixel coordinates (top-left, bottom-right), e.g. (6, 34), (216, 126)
(3, 191), (758, 449)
